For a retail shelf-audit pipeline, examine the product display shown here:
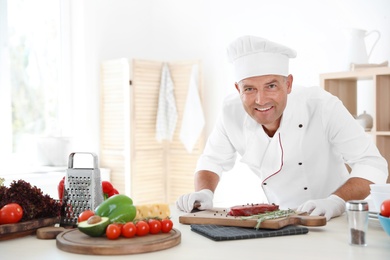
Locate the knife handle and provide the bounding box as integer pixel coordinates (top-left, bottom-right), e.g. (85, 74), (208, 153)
(293, 215), (327, 226)
(193, 201), (201, 209)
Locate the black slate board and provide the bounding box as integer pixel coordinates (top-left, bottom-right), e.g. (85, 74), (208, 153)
(191, 224), (309, 241)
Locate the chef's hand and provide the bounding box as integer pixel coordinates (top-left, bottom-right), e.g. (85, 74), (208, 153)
(297, 194), (345, 221)
(176, 189), (213, 213)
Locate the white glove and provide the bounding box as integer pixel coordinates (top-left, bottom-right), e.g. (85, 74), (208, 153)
(176, 189), (213, 213)
(297, 194), (345, 221)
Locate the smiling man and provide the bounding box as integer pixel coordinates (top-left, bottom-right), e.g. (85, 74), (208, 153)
(176, 35), (388, 221)
(237, 74), (292, 137)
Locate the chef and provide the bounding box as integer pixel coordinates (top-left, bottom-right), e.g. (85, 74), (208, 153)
(176, 35), (388, 220)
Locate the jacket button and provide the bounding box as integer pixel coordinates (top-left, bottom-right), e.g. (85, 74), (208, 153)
(299, 124), (303, 128)
(304, 187), (308, 190)
(263, 183), (267, 185)
(298, 162), (302, 165)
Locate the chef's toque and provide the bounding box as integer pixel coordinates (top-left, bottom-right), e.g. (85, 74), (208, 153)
(227, 35), (297, 82)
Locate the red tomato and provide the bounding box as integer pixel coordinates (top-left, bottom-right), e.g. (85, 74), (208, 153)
(380, 199), (390, 217)
(78, 210), (95, 223)
(135, 220), (149, 236)
(122, 222), (136, 238)
(115, 223), (124, 231)
(106, 224), (121, 240)
(161, 219), (173, 233)
(148, 219), (162, 234)
(0, 203), (23, 224)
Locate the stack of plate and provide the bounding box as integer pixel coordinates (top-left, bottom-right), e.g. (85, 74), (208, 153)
(363, 198), (379, 227)
(369, 184), (390, 213)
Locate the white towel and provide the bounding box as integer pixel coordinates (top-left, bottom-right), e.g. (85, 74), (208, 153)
(180, 64), (205, 153)
(156, 63), (178, 142)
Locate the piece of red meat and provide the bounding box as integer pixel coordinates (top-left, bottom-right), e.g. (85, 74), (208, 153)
(228, 203), (279, 216)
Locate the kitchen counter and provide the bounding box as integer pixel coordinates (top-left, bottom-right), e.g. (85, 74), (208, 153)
(1, 207), (389, 260)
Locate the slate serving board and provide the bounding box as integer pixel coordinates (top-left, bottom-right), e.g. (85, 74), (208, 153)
(191, 224), (309, 241)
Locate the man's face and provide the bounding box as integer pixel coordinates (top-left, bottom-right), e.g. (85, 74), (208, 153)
(235, 74), (293, 136)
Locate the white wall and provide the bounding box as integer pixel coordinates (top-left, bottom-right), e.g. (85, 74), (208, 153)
(70, 0), (390, 205)
(75, 0), (390, 143)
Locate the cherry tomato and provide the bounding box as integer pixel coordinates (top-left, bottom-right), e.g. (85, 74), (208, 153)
(135, 220), (149, 236)
(148, 219), (162, 234)
(0, 203), (23, 224)
(78, 210), (95, 223)
(380, 199), (390, 217)
(122, 222), (136, 238)
(116, 223), (124, 230)
(161, 219), (173, 233)
(106, 224), (121, 240)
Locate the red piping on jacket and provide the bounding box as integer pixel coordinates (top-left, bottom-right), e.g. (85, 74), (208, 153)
(262, 132), (284, 184)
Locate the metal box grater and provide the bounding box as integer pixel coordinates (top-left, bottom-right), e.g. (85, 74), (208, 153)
(60, 152), (104, 227)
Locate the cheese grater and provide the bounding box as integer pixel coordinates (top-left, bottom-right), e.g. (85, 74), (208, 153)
(60, 152), (104, 227)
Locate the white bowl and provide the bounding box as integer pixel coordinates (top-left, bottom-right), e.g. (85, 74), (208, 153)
(370, 184), (390, 193)
(370, 191), (390, 212)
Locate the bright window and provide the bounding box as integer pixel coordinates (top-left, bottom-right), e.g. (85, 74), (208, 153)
(0, 0), (69, 167)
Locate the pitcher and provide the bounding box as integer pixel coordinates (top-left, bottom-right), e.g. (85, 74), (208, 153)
(345, 28), (381, 65)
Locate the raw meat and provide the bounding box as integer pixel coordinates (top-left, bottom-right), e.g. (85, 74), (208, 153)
(228, 203), (279, 216)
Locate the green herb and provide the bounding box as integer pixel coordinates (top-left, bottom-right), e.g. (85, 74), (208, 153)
(240, 209), (296, 229)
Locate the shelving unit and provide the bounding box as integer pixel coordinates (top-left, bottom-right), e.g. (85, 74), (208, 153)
(320, 67), (390, 183)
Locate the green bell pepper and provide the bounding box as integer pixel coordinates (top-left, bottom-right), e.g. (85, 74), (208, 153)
(94, 194), (136, 223)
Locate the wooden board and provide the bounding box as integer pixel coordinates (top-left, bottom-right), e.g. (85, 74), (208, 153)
(179, 208), (326, 229)
(56, 228), (181, 255)
(36, 226), (66, 239)
(0, 217), (59, 241)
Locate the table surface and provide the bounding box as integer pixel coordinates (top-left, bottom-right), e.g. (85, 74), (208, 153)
(1, 207), (389, 260)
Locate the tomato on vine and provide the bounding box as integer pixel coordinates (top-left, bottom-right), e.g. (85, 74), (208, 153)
(106, 224), (121, 239)
(136, 220), (149, 236)
(161, 219), (173, 233)
(122, 222), (136, 238)
(148, 219), (162, 234)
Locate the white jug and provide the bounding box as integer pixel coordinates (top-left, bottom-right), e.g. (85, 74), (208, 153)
(345, 28), (381, 65)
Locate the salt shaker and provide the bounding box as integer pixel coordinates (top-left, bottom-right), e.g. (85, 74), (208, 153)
(346, 200), (369, 246)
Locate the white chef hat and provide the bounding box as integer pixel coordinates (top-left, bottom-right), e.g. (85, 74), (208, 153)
(227, 35), (297, 82)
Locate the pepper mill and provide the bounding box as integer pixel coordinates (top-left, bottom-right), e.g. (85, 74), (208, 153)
(346, 200), (369, 246)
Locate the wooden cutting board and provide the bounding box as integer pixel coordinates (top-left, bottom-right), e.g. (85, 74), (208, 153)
(179, 208), (326, 229)
(56, 228), (181, 255)
(0, 217), (59, 241)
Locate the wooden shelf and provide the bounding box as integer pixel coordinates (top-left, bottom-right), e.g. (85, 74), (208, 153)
(320, 67), (390, 183)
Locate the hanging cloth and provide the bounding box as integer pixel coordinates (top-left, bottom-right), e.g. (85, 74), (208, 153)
(180, 64), (205, 152)
(155, 63), (178, 141)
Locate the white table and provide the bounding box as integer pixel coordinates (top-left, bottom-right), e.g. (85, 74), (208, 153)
(1, 208), (389, 260)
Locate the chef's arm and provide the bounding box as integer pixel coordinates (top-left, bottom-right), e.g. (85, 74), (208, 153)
(195, 170), (220, 192)
(333, 177), (373, 201)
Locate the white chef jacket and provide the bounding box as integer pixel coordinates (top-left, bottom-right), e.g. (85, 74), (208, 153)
(196, 86), (388, 209)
